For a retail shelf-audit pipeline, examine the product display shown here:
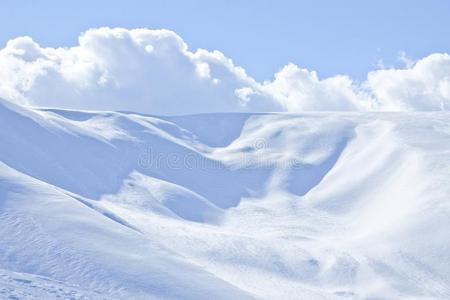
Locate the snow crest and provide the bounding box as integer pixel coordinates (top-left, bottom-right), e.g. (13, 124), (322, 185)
(1, 99), (450, 299)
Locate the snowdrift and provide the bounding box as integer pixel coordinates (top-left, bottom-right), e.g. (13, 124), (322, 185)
(0, 98), (449, 299)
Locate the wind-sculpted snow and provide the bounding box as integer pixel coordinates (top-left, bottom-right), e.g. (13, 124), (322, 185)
(1, 98), (450, 299)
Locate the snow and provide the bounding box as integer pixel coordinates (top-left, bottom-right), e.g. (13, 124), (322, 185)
(1, 98), (450, 299)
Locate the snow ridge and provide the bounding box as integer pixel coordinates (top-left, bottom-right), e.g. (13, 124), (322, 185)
(1, 98), (450, 299)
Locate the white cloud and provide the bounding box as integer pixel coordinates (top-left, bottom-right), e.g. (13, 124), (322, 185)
(398, 51), (415, 68)
(367, 53), (450, 111)
(0, 27), (449, 113)
(260, 63), (374, 111)
(0, 27), (277, 114)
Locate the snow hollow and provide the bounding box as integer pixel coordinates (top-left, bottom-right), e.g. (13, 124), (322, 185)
(1, 98), (450, 299)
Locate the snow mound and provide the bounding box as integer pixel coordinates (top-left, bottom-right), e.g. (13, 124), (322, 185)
(1, 98), (450, 299)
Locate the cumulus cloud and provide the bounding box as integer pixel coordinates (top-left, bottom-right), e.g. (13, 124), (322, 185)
(0, 27), (449, 113)
(367, 53), (450, 111)
(260, 63), (374, 111)
(0, 27), (278, 114)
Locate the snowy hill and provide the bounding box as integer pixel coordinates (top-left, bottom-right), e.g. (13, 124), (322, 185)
(1, 97), (450, 299)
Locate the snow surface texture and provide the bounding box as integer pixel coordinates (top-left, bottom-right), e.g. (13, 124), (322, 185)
(1, 97), (450, 299)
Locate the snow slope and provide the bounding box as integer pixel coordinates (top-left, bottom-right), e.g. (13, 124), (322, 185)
(1, 98), (450, 299)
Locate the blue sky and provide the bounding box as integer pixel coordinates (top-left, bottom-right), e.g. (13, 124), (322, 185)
(1, 0), (450, 82)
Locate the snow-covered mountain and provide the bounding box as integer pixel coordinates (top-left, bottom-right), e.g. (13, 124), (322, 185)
(1, 97), (449, 299)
